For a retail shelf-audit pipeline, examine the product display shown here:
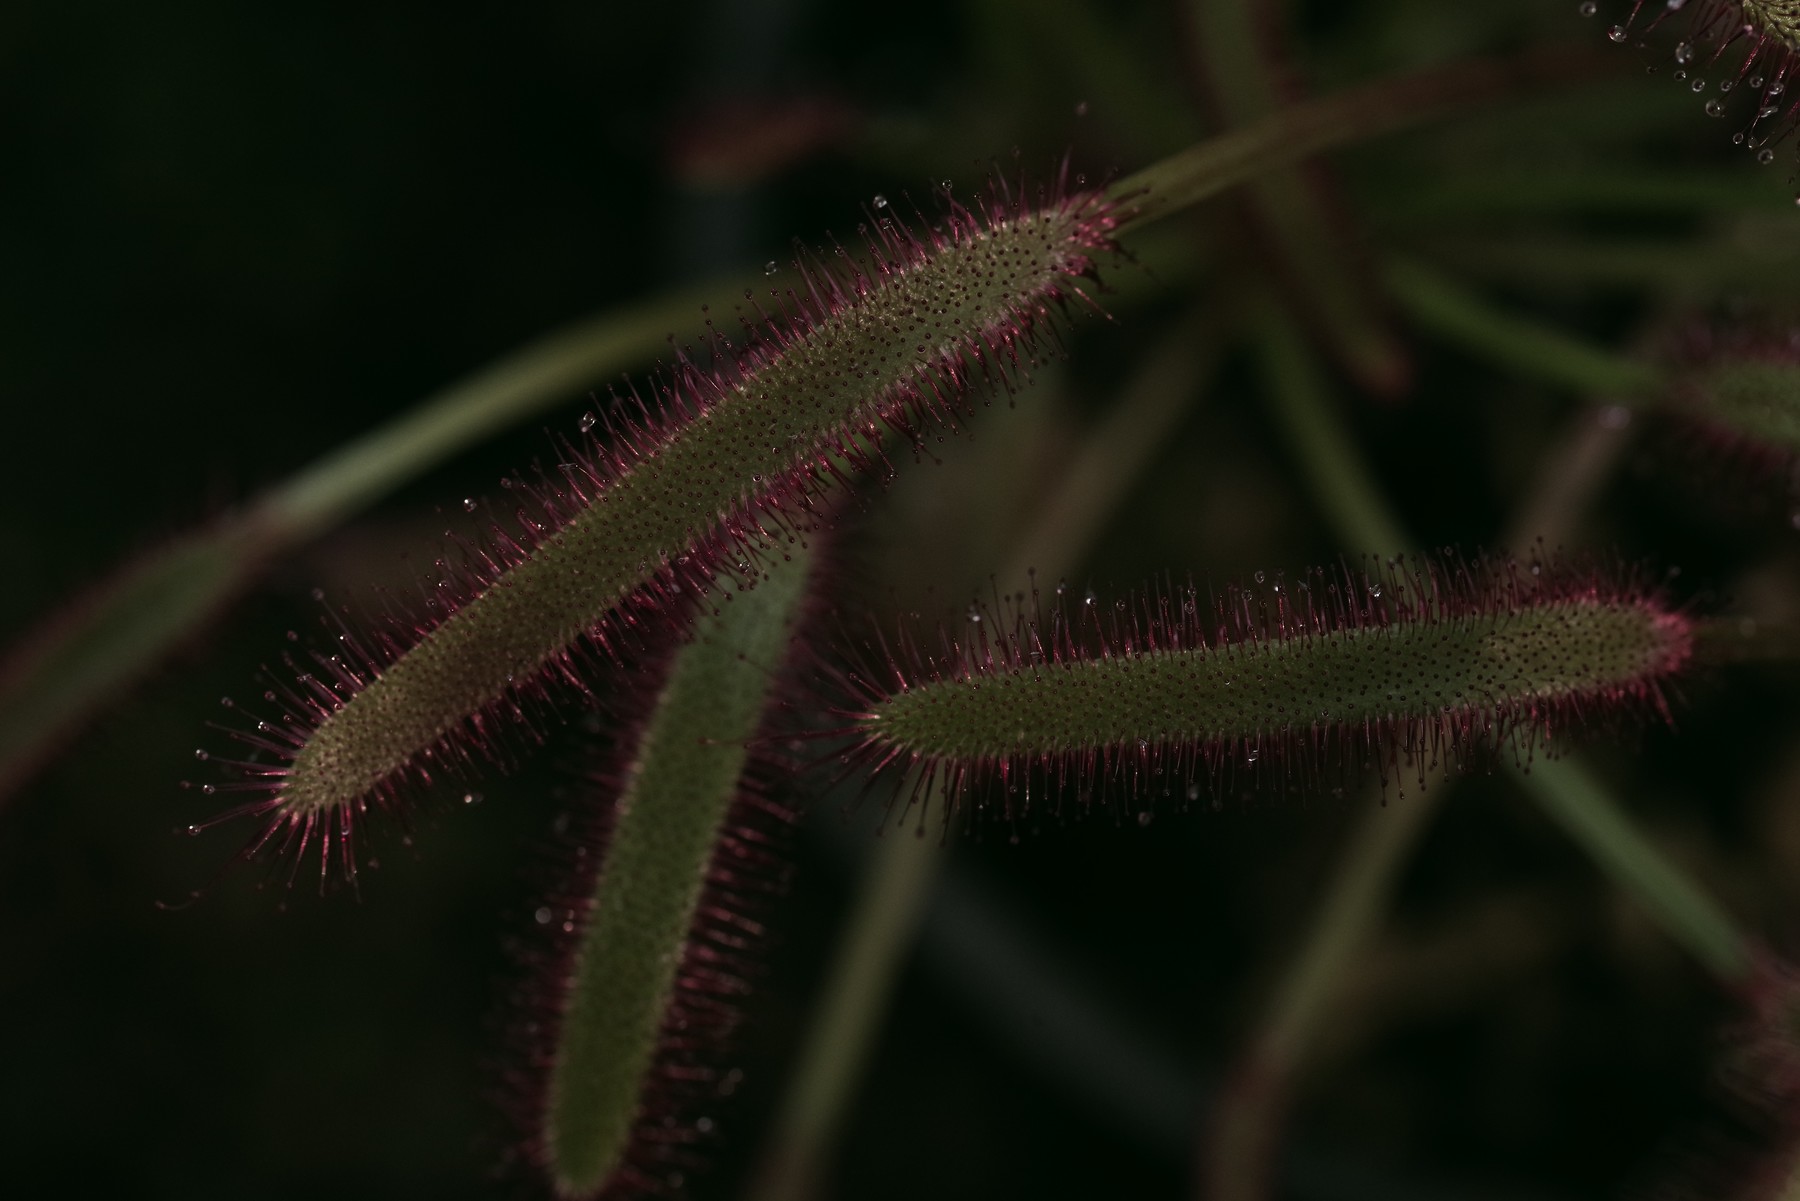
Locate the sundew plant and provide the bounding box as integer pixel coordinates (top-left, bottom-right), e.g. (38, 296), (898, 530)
(7, 3), (1800, 1199)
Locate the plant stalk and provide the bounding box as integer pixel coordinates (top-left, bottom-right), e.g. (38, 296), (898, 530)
(743, 320), (1219, 1201)
(1205, 300), (1754, 1200)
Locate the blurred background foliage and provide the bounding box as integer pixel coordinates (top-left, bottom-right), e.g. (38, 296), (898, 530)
(4, 1), (1800, 1198)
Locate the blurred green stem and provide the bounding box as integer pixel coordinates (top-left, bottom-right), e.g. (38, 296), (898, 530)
(255, 284), (737, 538)
(738, 818), (944, 1201)
(1203, 776), (1444, 1201)
(1384, 258), (1662, 399)
(1184, 0), (1409, 393)
(0, 42), (1611, 805)
(1209, 302), (1755, 1200)
(1206, 303), (1429, 1201)
(1512, 757), (1752, 984)
(1112, 45), (1613, 234)
(0, 519), (276, 798)
(743, 319), (1219, 1201)
(1255, 293), (1755, 983)
(1378, 166), (1785, 221)
(1415, 227), (1800, 298)
(1504, 403), (1638, 556)
(1251, 304), (1408, 554)
(0, 281), (740, 803)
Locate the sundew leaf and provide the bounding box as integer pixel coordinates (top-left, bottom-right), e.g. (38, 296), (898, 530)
(833, 554), (1694, 815)
(0, 44), (1598, 808)
(1662, 318), (1800, 485)
(190, 45), (1618, 870)
(1612, 0), (1800, 162)
(217, 181), (1118, 874)
(515, 550), (814, 1199)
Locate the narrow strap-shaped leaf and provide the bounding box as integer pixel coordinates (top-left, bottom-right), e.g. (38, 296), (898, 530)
(532, 549), (813, 1198)
(837, 555), (1693, 812)
(239, 186), (1115, 863)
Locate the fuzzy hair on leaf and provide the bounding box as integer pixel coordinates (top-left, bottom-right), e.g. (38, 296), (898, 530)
(497, 762), (798, 1201)
(198, 170), (1118, 882)
(826, 553), (1696, 820)
(497, 551), (817, 1201)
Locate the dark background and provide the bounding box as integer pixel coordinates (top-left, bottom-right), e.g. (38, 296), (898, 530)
(4, 2), (1799, 1198)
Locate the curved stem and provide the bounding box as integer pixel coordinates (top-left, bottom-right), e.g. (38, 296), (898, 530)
(0, 45), (1611, 806)
(1510, 756), (1753, 984)
(1251, 302), (1408, 554)
(1207, 301), (1757, 1200)
(0, 281), (740, 804)
(1503, 403), (1639, 556)
(738, 816), (946, 1201)
(1203, 776), (1443, 1201)
(255, 282), (738, 538)
(1111, 46), (1615, 235)
(1183, 0), (1408, 394)
(1256, 288), (1757, 981)
(1383, 257), (1663, 400)
(743, 319), (1221, 1201)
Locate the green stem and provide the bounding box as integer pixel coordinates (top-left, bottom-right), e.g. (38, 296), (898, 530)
(1375, 259), (1650, 552)
(1383, 258), (1663, 400)
(0, 280), (739, 804)
(0, 45), (1606, 805)
(1184, 0), (1409, 394)
(1002, 310), (1224, 580)
(743, 320), (1220, 1201)
(1415, 230), (1800, 297)
(0, 518), (278, 798)
(1511, 757), (1753, 984)
(1204, 777), (1445, 1201)
(255, 282), (738, 539)
(1208, 310), (1658, 1200)
(738, 817), (945, 1201)
(1254, 299), (1754, 981)
(1503, 404), (1638, 557)
(1377, 167), (1785, 221)
(1111, 46), (1614, 235)
(1250, 302), (1408, 554)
